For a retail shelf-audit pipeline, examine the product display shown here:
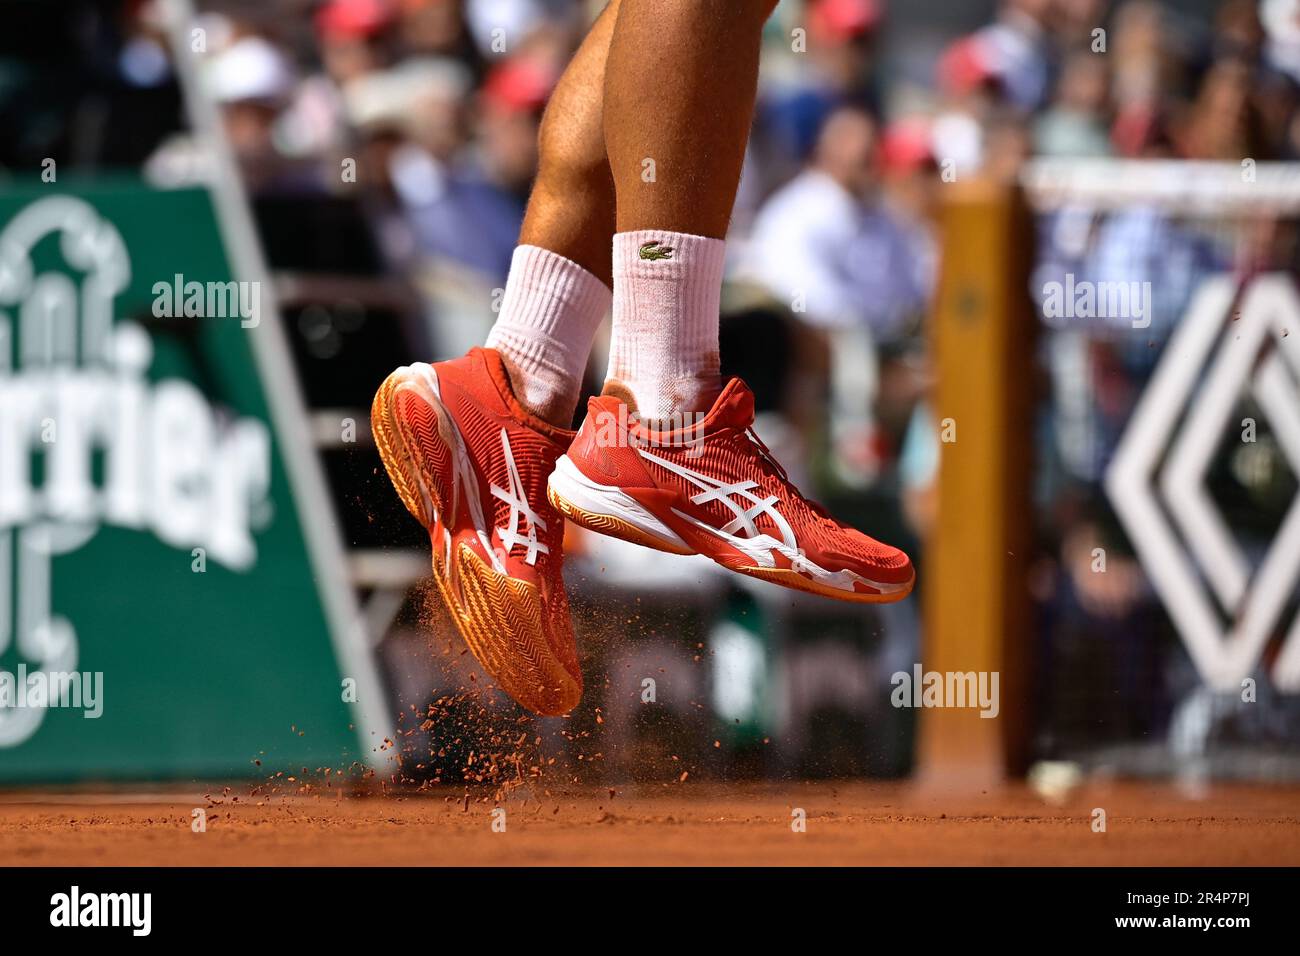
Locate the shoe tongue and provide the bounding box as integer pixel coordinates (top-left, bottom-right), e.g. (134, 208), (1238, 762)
(707, 378), (755, 429)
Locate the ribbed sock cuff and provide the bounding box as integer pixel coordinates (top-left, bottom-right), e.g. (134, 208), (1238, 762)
(486, 244), (610, 426)
(607, 230), (725, 419)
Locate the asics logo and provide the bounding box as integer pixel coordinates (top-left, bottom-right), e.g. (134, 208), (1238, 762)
(491, 429), (549, 566)
(637, 448), (797, 553)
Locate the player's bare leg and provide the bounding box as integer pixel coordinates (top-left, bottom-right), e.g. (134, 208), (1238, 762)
(549, 0), (916, 603)
(517, 0), (620, 292)
(597, 0), (775, 419)
(372, 4), (623, 714)
(489, 0), (621, 428)
(604, 0), (774, 240)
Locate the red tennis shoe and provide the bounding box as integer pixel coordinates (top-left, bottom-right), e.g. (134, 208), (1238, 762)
(371, 348), (581, 715)
(548, 380), (914, 602)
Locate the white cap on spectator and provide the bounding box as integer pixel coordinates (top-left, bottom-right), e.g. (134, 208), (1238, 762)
(344, 58), (472, 132)
(1263, 0), (1300, 83)
(396, 57), (474, 102)
(344, 72), (407, 132)
(208, 35), (297, 105)
(464, 0), (553, 56)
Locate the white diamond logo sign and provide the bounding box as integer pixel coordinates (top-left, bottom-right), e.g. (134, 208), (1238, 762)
(1105, 274), (1300, 692)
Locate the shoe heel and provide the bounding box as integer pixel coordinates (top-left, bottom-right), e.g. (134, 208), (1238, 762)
(371, 366), (451, 529)
(547, 455), (694, 556)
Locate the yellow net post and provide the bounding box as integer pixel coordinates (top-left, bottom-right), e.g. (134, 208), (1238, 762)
(918, 179), (1036, 786)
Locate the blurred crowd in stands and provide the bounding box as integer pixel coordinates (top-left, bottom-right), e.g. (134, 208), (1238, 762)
(4, 0), (1298, 766)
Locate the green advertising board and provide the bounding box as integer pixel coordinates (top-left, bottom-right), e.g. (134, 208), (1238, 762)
(0, 180), (391, 781)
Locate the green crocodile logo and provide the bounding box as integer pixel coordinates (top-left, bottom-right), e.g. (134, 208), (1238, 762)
(638, 241), (674, 261)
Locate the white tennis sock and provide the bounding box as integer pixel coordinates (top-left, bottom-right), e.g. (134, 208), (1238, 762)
(606, 230), (725, 422)
(486, 244), (611, 427)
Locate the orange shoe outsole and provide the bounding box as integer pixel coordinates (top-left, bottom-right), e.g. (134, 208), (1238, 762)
(371, 368), (581, 716)
(737, 565), (915, 604)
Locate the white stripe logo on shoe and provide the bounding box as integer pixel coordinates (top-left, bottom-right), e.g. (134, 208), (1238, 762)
(636, 447), (798, 557)
(416, 363), (504, 573)
(492, 429), (549, 566)
(637, 447), (905, 593)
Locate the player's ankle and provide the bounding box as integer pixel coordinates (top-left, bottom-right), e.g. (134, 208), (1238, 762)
(485, 244), (609, 428)
(606, 229), (725, 425)
(601, 372), (720, 425)
(495, 349), (571, 428)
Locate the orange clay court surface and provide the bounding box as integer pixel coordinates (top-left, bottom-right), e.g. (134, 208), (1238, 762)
(3, 781), (1298, 866)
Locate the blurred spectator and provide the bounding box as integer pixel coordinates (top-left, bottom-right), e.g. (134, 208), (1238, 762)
(1255, 67), (1300, 159)
(398, 0), (479, 60)
(317, 0), (397, 84)
(475, 58), (549, 201)
(279, 0), (400, 160)
(210, 35), (326, 195)
(1177, 57), (1267, 160)
(978, 0), (1055, 110)
(1264, 0), (1300, 83)
(464, 0), (567, 59)
(372, 58), (523, 281)
(744, 104), (933, 488)
(933, 33), (1003, 173)
(938, 0), (1054, 114)
(1034, 50), (1111, 157)
(1214, 0), (1265, 62)
(1048, 0), (1109, 53)
(758, 0), (883, 169)
(746, 105), (929, 340)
